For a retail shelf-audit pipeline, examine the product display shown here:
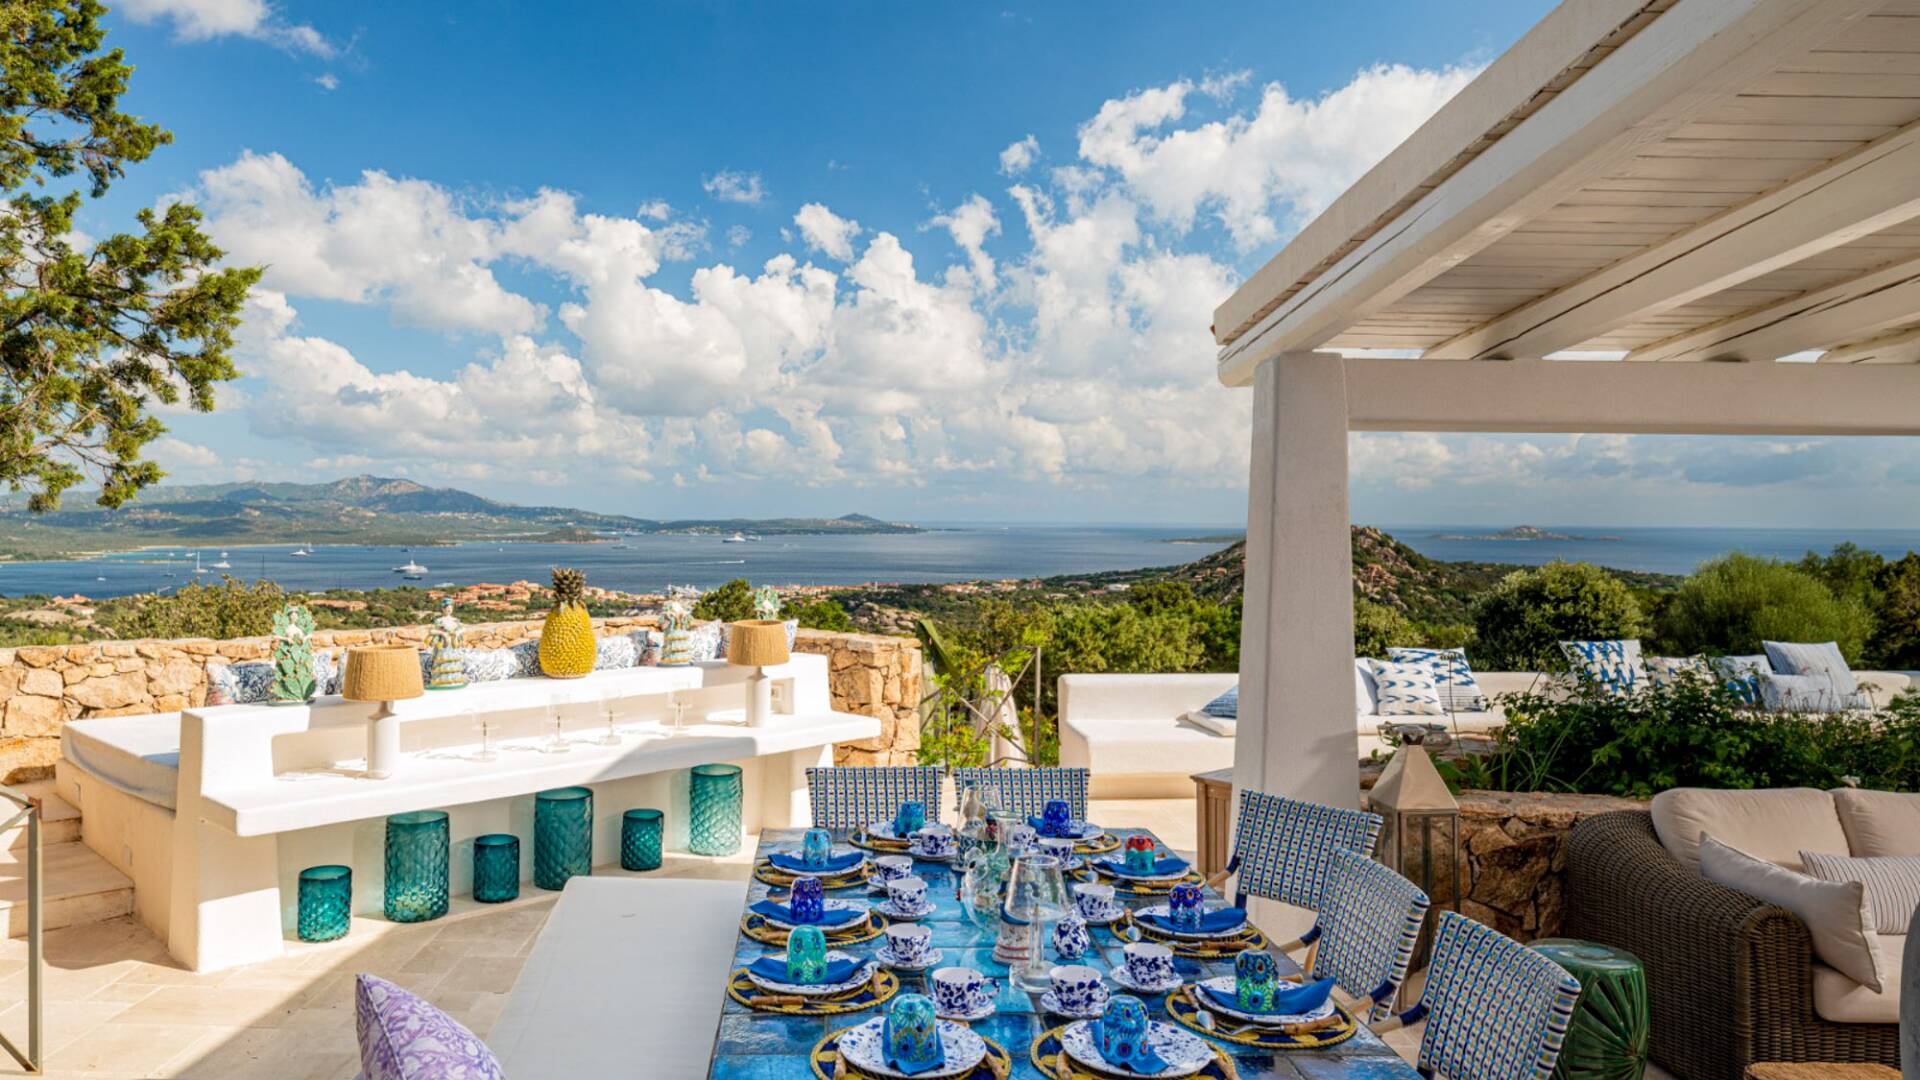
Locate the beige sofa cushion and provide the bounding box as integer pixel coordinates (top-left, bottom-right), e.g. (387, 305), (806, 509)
(1831, 788), (1920, 857)
(1650, 787), (1846, 871)
(1700, 836), (1886, 992)
(1813, 933), (1905, 1024)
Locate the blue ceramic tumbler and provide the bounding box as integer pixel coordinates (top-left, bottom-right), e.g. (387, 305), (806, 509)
(801, 827), (834, 870)
(786, 925), (829, 984)
(789, 875), (826, 925)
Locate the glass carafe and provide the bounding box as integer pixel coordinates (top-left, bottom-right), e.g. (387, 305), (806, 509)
(1003, 852), (1070, 992)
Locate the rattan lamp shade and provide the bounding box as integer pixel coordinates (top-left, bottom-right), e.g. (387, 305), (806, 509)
(727, 620), (790, 667)
(343, 645), (425, 703)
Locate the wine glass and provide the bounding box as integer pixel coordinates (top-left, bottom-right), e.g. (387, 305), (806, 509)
(594, 688), (622, 746)
(468, 704), (496, 762)
(543, 697), (571, 754)
(1005, 852), (1070, 991)
(665, 688), (691, 737)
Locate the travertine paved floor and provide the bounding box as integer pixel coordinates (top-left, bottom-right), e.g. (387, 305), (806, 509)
(0, 797), (1670, 1079)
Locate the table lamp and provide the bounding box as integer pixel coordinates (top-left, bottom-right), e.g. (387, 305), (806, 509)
(344, 645), (425, 778)
(726, 620), (789, 727)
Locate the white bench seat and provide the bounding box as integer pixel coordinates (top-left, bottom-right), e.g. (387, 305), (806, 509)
(491, 877), (747, 1078)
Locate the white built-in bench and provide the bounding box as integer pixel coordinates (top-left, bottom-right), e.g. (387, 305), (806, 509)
(491, 877), (746, 1079)
(1058, 673), (1238, 798)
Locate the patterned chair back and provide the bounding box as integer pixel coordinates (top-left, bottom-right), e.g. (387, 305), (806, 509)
(949, 767), (1089, 819)
(805, 766), (944, 831)
(1408, 911), (1581, 1080)
(1307, 847), (1429, 1021)
(1227, 790), (1383, 910)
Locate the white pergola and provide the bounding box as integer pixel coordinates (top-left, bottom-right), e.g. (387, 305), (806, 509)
(1218, 0), (1920, 809)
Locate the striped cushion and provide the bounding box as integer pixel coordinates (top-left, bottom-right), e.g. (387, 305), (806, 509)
(1800, 851), (1920, 934)
(1386, 647), (1485, 712)
(1198, 686), (1238, 719)
(1366, 661), (1445, 717)
(1764, 640), (1860, 697)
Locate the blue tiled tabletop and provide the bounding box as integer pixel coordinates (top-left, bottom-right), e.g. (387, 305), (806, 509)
(709, 828), (1420, 1080)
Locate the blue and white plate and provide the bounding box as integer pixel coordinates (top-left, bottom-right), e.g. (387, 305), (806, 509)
(839, 1016), (987, 1079)
(1060, 1018), (1212, 1078)
(1092, 859), (1191, 884)
(874, 944), (945, 972)
(907, 845), (956, 863)
(1194, 977), (1337, 1026)
(1135, 903), (1247, 940)
(934, 994), (995, 1023)
(1078, 903), (1126, 927)
(1040, 987), (1111, 1020)
(743, 951), (875, 997)
(1108, 965), (1184, 995)
(756, 898), (870, 932)
(874, 898), (936, 921)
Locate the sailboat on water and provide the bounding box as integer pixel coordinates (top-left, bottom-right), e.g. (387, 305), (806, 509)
(289, 542), (312, 557)
(212, 551), (232, 569)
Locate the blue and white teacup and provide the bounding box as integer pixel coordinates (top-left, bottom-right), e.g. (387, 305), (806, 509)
(1041, 799), (1073, 837)
(911, 825), (956, 858)
(873, 854), (914, 889)
(1168, 882), (1206, 930)
(892, 801), (927, 838)
(887, 875), (930, 914)
(885, 922), (933, 965)
(1005, 823), (1037, 854)
(789, 876), (826, 925)
(1050, 964), (1106, 1014)
(1039, 837), (1076, 865)
(932, 966), (992, 1016)
(800, 827), (834, 870)
(1052, 912), (1091, 960)
(883, 994), (944, 1073)
(1235, 950), (1281, 1011)
(786, 925), (828, 984)
(1122, 942), (1176, 988)
(1073, 882), (1119, 921)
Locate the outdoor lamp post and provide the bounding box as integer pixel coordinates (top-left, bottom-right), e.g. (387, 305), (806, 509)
(727, 619), (789, 727)
(1369, 734), (1461, 964)
(344, 645), (425, 778)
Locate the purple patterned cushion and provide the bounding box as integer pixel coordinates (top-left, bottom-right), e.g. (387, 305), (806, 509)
(355, 974), (504, 1080)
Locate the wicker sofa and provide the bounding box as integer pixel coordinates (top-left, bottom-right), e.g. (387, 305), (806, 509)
(1565, 793), (1906, 1080)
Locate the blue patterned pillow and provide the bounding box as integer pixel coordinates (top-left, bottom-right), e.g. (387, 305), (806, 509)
(455, 648), (521, 683)
(1559, 640), (1646, 695)
(1710, 654), (1771, 704)
(206, 660), (275, 706)
(509, 639), (541, 677)
(629, 628), (663, 666)
(1386, 647), (1485, 711)
(594, 635), (639, 670)
(686, 621), (723, 662)
(1644, 655), (1710, 689)
(1367, 660), (1445, 716)
(1199, 686), (1238, 719)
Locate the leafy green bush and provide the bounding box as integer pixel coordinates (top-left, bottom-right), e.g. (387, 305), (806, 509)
(109, 577), (286, 640)
(1354, 601), (1419, 658)
(789, 597), (854, 632)
(692, 578), (754, 623)
(1870, 554), (1920, 669)
(1470, 562), (1646, 671)
(1654, 553), (1869, 663)
(1459, 676), (1920, 797)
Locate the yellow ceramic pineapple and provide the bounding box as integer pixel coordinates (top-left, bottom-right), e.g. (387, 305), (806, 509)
(538, 567), (596, 678)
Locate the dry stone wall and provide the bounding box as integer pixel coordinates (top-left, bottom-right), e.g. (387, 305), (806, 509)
(0, 619), (923, 783)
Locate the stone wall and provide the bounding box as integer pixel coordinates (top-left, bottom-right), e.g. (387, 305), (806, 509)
(1454, 790), (1646, 941)
(0, 619), (923, 782)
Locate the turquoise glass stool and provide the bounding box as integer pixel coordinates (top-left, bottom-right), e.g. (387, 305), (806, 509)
(297, 864), (352, 942)
(473, 833), (520, 903)
(384, 810), (449, 923)
(689, 764), (743, 856)
(535, 786), (594, 890)
(622, 808), (664, 871)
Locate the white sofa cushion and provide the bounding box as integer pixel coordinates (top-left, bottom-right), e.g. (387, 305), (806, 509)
(1832, 788), (1920, 857)
(1182, 686), (1238, 736)
(1813, 933), (1905, 1024)
(1353, 660), (1379, 715)
(1800, 851), (1920, 934)
(1759, 672), (1868, 713)
(1764, 640), (1860, 697)
(1650, 787), (1848, 872)
(1366, 660), (1445, 716)
(1386, 647), (1486, 711)
(1700, 835), (1885, 992)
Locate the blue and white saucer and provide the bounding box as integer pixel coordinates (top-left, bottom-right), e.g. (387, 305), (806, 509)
(1040, 987), (1111, 1020)
(1109, 965), (1184, 995)
(934, 994), (996, 1023)
(874, 944), (944, 972)
(1193, 977), (1337, 1026)
(907, 845), (956, 863)
(1077, 903), (1125, 927)
(874, 898), (936, 921)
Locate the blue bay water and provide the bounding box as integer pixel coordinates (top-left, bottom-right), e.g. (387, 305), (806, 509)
(0, 526), (1238, 599)
(1385, 525), (1920, 577)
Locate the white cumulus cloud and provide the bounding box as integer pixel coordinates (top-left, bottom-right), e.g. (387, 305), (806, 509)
(118, 0), (334, 57)
(793, 204), (863, 262)
(703, 169), (767, 205)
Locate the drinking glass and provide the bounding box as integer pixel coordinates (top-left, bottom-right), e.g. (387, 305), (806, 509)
(543, 698), (571, 754)
(594, 688), (622, 747)
(468, 705), (496, 762)
(1005, 852), (1070, 991)
(665, 688), (690, 737)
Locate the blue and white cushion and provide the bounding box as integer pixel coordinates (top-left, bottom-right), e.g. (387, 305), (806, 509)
(594, 635), (639, 671)
(686, 621), (724, 662)
(950, 767), (1088, 818)
(205, 660), (274, 706)
(1227, 791), (1383, 911)
(454, 648), (521, 683)
(508, 639), (542, 678)
(1710, 654), (1772, 705)
(1183, 686), (1238, 736)
(629, 628), (664, 666)
(1401, 912), (1581, 1080)
(1387, 647), (1486, 712)
(1308, 847), (1431, 1022)
(806, 766), (944, 831)
(1558, 640), (1646, 695)
(1763, 641), (1861, 698)
(1643, 655), (1710, 690)
(1366, 661), (1446, 717)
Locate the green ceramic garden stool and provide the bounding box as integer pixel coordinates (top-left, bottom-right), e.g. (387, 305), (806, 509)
(534, 786), (594, 890)
(1531, 938), (1648, 1080)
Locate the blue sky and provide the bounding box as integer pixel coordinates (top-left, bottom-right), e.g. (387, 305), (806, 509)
(83, 1), (1920, 528)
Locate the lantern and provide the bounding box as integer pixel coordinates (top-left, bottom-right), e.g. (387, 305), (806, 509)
(1368, 736), (1461, 965)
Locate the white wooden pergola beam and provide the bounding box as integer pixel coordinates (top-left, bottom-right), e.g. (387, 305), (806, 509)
(1342, 355), (1920, 434)
(1216, 0), (1884, 386)
(1626, 255), (1920, 362)
(1821, 324), (1920, 365)
(1426, 123), (1920, 360)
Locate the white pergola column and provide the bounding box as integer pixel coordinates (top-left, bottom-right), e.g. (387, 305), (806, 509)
(1232, 352), (1357, 811)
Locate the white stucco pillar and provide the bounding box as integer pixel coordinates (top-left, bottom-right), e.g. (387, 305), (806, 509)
(1232, 351), (1356, 811)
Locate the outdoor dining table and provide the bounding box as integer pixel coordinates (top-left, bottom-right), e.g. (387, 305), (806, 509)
(708, 827), (1422, 1079)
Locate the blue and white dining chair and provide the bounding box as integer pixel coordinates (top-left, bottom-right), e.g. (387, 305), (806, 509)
(1297, 846), (1430, 1021)
(949, 766), (1089, 819)
(1374, 911), (1582, 1080)
(1211, 790), (1384, 912)
(805, 766), (944, 831)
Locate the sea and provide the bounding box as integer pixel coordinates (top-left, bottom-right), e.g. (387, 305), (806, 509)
(3, 523), (1918, 599)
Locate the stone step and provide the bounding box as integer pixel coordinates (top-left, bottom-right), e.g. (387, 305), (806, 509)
(0, 780), (81, 850)
(0, 839), (133, 937)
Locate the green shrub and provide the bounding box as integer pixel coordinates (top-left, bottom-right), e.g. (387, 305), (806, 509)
(1470, 562), (1646, 671)
(1654, 553), (1869, 662)
(789, 598), (854, 633)
(692, 578), (754, 623)
(109, 577), (286, 640)
(1871, 554), (1920, 669)
(1354, 601), (1419, 658)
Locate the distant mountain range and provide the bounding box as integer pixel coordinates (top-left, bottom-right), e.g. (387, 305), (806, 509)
(0, 476), (918, 556)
